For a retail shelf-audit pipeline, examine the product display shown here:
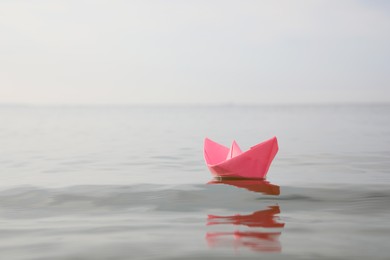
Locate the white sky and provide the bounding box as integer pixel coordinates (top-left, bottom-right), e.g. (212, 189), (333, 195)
(0, 0), (389, 105)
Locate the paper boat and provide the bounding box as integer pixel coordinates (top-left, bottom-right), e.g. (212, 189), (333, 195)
(204, 136), (278, 179)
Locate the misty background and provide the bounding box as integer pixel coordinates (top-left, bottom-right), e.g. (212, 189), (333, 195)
(1, 0), (389, 105)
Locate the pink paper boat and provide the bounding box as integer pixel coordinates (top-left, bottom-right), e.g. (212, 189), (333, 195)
(204, 136), (278, 179)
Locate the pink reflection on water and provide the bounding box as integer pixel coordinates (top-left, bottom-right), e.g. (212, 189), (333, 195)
(206, 231), (282, 252)
(208, 179), (280, 195)
(206, 206), (284, 253)
(206, 179), (284, 253)
(207, 206), (284, 228)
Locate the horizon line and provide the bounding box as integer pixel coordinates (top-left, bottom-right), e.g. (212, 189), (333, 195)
(0, 101), (389, 108)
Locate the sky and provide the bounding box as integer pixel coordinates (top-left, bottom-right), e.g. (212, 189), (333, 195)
(0, 0), (389, 105)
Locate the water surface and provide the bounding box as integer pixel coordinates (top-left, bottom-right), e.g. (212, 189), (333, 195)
(0, 104), (389, 259)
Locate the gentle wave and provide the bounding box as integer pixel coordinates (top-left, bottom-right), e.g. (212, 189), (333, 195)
(1, 184), (389, 216)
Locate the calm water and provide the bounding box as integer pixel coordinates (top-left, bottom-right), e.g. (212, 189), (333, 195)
(0, 104), (389, 259)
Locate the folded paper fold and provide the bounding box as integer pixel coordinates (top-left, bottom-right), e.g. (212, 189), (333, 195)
(226, 140), (242, 160)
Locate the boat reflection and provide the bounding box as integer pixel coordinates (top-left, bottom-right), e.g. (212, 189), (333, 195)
(206, 231), (282, 252)
(206, 179), (284, 253)
(208, 178), (280, 195)
(207, 206), (284, 228)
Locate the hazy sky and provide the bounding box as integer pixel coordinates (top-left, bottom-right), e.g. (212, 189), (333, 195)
(1, 0), (389, 105)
